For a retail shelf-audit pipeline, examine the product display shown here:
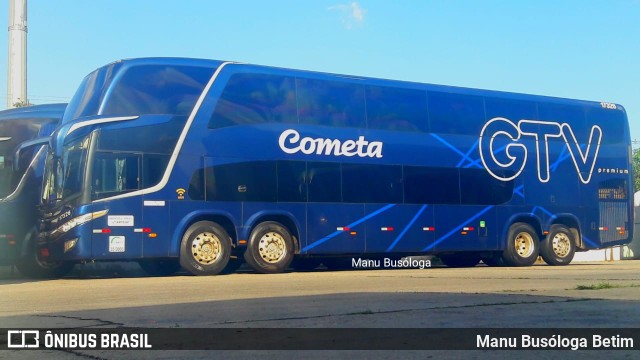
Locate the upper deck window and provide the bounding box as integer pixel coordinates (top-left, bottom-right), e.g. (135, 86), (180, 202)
(64, 63), (215, 122)
(102, 65), (215, 116)
(297, 78), (366, 128)
(209, 73), (297, 128)
(428, 91), (485, 135)
(366, 85), (428, 132)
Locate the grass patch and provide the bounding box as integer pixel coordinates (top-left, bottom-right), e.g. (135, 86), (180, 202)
(574, 282), (640, 290)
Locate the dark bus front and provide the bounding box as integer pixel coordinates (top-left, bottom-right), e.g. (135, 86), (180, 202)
(0, 104), (66, 276)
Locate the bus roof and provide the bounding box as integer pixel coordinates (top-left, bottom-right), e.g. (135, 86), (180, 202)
(0, 103), (67, 122)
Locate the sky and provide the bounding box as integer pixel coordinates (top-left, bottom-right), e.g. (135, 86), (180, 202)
(0, 0), (639, 142)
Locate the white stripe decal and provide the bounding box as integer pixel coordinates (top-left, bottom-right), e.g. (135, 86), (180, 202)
(66, 116), (139, 137)
(0, 146), (45, 201)
(94, 61), (235, 203)
(0, 137), (11, 142)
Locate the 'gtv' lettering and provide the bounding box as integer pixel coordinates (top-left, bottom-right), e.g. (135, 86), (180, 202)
(479, 118), (602, 184)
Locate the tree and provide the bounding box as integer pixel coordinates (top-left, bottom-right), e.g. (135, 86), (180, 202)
(12, 99), (31, 108)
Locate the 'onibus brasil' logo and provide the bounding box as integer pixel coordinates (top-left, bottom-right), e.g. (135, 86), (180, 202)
(479, 118), (602, 184)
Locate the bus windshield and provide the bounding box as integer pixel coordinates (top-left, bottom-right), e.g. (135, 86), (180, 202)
(63, 62), (216, 122)
(42, 134), (90, 206)
(0, 118), (54, 198)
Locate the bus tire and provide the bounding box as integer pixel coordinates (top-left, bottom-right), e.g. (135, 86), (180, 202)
(138, 258), (181, 276)
(540, 225), (576, 266)
(179, 221), (231, 276)
(244, 221), (294, 274)
(502, 223), (540, 266)
(439, 253), (481, 268)
(15, 234), (74, 279)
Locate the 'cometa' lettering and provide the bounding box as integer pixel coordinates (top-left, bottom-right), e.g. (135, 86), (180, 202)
(279, 129), (383, 158)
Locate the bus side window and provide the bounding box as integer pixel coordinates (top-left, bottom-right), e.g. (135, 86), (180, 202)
(428, 92), (484, 135)
(209, 73), (297, 128)
(297, 78), (366, 128)
(366, 85), (428, 132)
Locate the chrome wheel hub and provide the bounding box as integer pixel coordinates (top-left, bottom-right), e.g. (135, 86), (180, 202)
(258, 231), (287, 263)
(514, 232), (535, 258)
(191, 232), (222, 265)
(551, 232), (571, 258)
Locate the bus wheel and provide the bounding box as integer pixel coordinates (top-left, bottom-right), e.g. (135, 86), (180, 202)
(138, 259), (181, 276)
(540, 225), (576, 266)
(179, 221), (231, 276)
(244, 221), (294, 274)
(439, 253), (481, 268)
(15, 235), (74, 278)
(502, 223), (539, 266)
(15, 255), (74, 279)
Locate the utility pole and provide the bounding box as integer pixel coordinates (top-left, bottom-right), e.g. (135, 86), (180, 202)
(7, 0), (28, 108)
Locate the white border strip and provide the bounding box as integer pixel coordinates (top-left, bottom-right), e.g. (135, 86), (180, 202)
(94, 61), (235, 203)
(0, 137), (11, 142)
(66, 116), (139, 137)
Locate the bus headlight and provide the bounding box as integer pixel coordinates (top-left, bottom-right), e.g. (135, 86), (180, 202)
(64, 238), (78, 253)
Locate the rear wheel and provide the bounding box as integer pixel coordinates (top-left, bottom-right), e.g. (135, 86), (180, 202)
(244, 221), (295, 274)
(502, 222), (539, 266)
(540, 225), (576, 266)
(179, 221), (231, 276)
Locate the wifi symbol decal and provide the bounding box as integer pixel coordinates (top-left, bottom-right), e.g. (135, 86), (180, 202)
(176, 188), (186, 200)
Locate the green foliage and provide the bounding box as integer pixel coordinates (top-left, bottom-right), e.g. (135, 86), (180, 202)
(634, 149), (640, 193)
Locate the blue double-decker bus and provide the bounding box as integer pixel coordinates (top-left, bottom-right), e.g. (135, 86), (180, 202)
(0, 103), (72, 277)
(39, 58), (633, 276)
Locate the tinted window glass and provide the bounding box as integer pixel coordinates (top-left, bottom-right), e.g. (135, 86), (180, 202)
(459, 168), (513, 205)
(342, 164), (403, 203)
(91, 152), (141, 200)
(96, 116), (187, 153)
(484, 97), (538, 125)
(537, 103), (587, 142)
(428, 92), (485, 135)
(63, 62), (122, 122)
(209, 73), (297, 128)
(307, 162), (341, 202)
(205, 161), (277, 202)
(366, 85), (428, 132)
(404, 167), (460, 204)
(102, 65), (214, 116)
(585, 106), (626, 145)
(277, 161), (307, 202)
(298, 78), (365, 128)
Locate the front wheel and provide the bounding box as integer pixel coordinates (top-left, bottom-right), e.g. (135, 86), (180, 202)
(540, 225), (576, 266)
(15, 234), (74, 278)
(179, 221), (231, 276)
(501, 223), (540, 267)
(244, 221), (295, 274)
